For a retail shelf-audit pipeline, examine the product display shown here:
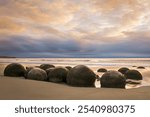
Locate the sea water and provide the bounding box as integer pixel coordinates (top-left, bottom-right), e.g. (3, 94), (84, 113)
(1, 58), (150, 67)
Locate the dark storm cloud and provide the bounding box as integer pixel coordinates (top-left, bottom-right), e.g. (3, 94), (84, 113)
(0, 35), (150, 58)
(0, 36), (81, 57)
(86, 36), (150, 58)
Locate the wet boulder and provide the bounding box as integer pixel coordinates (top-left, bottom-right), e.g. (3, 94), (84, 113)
(137, 66), (145, 69)
(118, 67), (129, 74)
(97, 68), (107, 72)
(4, 63), (26, 77)
(67, 65), (97, 87)
(124, 70), (143, 80)
(100, 71), (126, 88)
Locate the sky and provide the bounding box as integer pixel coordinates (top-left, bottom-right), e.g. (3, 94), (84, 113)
(0, 0), (150, 58)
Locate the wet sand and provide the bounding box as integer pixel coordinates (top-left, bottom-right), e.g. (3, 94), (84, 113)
(0, 63), (150, 100)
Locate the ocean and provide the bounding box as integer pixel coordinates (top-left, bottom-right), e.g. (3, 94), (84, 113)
(0, 58), (150, 67)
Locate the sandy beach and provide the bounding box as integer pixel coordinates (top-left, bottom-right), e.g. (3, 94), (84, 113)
(0, 61), (150, 100)
(1, 76), (150, 100)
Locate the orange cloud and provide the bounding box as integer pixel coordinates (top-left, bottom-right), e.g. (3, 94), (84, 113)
(92, 0), (140, 13)
(0, 16), (25, 35)
(0, 0), (80, 24)
(0, 0), (81, 39)
(0, 0), (149, 44)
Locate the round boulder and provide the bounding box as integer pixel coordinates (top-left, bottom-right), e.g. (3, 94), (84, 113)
(137, 66), (145, 69)
(48, 67), (68, 83)
(66, 65), (97, 87)
(4, 63), (26, 77)
(97, 68), (107, 72)
(100, 71), (126, 88)
(27, 68), (47, 81)
(40, 64), (55, 70)
(124, 70), (143, 80)
(118, 67), (129, 74)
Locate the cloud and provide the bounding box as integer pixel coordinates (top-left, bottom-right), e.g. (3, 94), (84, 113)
(0, 0), (81, 39)
(1, 30), (150, 58)
(0, 0), (80, 24)
(0, 35), (82, 57)
(0, 0), (150, 57)
(87, 30), (150, 57)
(0, 16), (25, 35)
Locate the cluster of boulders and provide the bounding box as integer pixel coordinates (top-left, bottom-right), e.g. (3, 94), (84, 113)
(98, 67), (143, 88)
(4, 63), (144, 89)
(4, 63), (97, 87)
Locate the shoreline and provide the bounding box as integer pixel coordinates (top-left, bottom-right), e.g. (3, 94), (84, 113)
(0, 62), (150, 100)
(0, 76), (150, 100)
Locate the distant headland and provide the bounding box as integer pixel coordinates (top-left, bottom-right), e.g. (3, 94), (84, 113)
(0, 56), (16, 58)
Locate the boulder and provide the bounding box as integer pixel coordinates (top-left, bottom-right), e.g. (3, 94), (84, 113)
(118, 67), (129, 74)
(4, 63), (26, 77)
(48, 67), (68, 83)
(67, 65), (97, 87)
(27, 68), (47, 81)
(97, 68), (107, 72)
(137, 66), (145, 69)
(100, 71), (126, 88)
(124, 70), (143, 80)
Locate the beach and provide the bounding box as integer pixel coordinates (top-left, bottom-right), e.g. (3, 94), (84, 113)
(0, 58), (150, 100)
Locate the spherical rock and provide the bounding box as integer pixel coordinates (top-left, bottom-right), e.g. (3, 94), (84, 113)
(100, 71), (126, 88)
(137, 66), (145, 69)
(125, 70), (143, 80)
(48, 67), (68, 83)
(65, 66), (72, 70)
(40, 64), (55, 70)
(27, 68), (47, 81)
(25, 66), (42, 78)
(4, 63), (26, 77)
(97, 68), (107, 72)
(66, 65), (97, 87)
(118, 67), (129, 74)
